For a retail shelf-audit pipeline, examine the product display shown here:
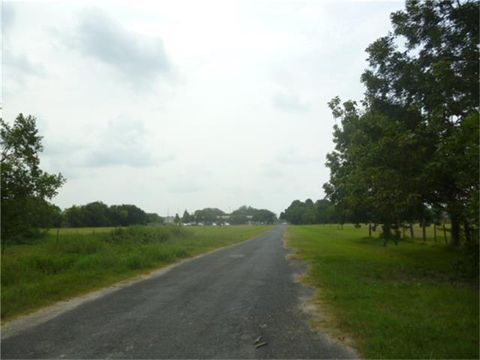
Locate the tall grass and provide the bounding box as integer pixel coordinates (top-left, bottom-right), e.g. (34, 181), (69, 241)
(1, 225), (272, 320)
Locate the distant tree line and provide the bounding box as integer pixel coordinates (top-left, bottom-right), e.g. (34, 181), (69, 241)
(322, 0), (478, 246)
(280, 199), (339, 225)
(0, 113), (279, 248)
(62, 202), (163, 227)
(181, 206), (277, 225)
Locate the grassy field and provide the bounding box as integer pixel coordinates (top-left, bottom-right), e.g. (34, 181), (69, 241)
(286, 225), (479, 359)
(1, 225), (272, 321)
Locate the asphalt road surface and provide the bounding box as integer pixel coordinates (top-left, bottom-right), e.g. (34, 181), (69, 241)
(1, 225), (356, 359)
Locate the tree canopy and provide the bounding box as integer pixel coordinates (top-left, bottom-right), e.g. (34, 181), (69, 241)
(281, 199), (338, 225)
(1, 114), (66, 243)
(324, 0), (479, 244)
(63, 202), (151, 227)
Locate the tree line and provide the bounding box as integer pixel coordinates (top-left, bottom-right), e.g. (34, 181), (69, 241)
(280, 199), (339, 225)
(281, 198), (450, 241)
(62, 202), (161, 227)
(0, 114), (278, 247)
(322, 0), (478, 246)
(180, 205), (277, 225)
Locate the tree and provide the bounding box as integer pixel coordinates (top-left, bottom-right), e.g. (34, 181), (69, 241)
(83, 201), (111, 227)
(1, 114), (65, 244)
(324, 0), (479, 245)
(194, 208), (225, 224)
(63, 203), (149, 227)
(147, 213), (164, 224)
(282, 199), (340, 225)
(282, 200), (306, 225)
(181, 210), (194, 224)
(174, 213), (181, 225)
(64, 205), (85, 227)
(360, 0), (479, 245)
(252, 209), (277, 224)
(324, 99), (428, 240)
(315, 199), (337, 224)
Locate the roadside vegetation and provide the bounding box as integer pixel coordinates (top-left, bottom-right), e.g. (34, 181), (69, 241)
(1, 225), (272, 321)
(282, 7), (479, 358)
(286, 225), (479, 359)
(321, 0), (478, 248)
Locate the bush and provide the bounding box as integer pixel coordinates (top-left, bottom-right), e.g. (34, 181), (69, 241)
(53, 236), (105, 255)
(25, 255), (75, 275)
(106, 225), (189, 244)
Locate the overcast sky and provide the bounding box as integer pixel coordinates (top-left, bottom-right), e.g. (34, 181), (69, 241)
(2, 0), (403, 216)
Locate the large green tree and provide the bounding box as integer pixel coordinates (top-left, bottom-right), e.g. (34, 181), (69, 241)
(325, 0), (479, 245)
(324, 98), (429, 239)
(1, 114), (66, 244)
(193, 208), (225, 224)
(282, 199), (337, 225)
(361, 0), (479, 245)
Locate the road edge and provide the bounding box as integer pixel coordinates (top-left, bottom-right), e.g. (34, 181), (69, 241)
(282, 226), (359, 359)
(2, 226), (278, 339)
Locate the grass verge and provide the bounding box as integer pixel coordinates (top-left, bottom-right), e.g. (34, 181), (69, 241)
(1, 225), (272, 321)
(286, 224), (479, 359)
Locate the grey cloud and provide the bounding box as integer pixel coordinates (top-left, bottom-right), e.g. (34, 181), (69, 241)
(41, 117), (173, 173)
(276, 149), (323, 165)
(2, 2), (15, 32)
(4, 51), (46, 95)
(66, 9), (170, 88)
(5, 51), (46, 77)
(43, 139), (82, 157)
(263, 165), (284, 178)
(4, 2), (46, 84)
(83, 116), (162, 168)
(273, 92), (310, 113)
(168, 180), (202, 194)
(41, 139), (87, 179)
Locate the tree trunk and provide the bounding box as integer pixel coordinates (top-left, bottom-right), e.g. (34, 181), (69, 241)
(382, 224), (392, 238)
(422, 219), (426, 241)
(410, 224), (414, 239)
(433, 224), (437, 242)
(464, 220), (471, 244)
(394, 222), (401, 241)
(382, 224), (392, 246)
(443, 223), (448, 244)
(368, 223), (372, 237)
(451, 216), (461, 247)
(402, 225), (406, 239)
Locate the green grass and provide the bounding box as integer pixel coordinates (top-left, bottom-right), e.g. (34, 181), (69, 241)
(1, 225), (272, 321)
(286, 225), (479, 359)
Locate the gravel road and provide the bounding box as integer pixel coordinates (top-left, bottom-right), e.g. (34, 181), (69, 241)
(1, 225), (356, 359)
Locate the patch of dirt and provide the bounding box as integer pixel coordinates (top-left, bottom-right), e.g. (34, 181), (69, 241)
(282, 233), (359, 355)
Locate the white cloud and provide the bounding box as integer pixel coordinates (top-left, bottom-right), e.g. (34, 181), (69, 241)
(276, 148), (324, 166)
(82, 116), (159, 168)
(273, 92), (310, 113)
(3, 0), (404, 214)
(63, 8), (171, 90)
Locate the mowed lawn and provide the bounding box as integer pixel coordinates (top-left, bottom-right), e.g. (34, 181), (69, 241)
(1, 225), (273, 321)
(286, 225), (479, 359)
